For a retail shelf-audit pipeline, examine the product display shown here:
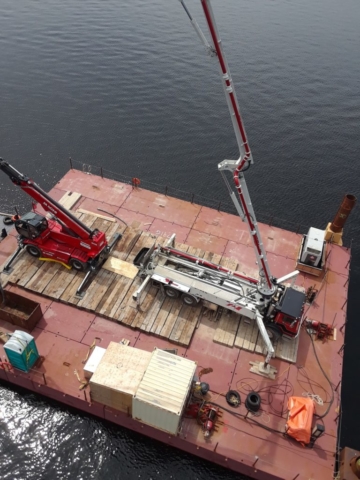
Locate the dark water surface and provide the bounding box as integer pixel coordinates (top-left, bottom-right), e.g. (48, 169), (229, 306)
(1, 0), (359, 478)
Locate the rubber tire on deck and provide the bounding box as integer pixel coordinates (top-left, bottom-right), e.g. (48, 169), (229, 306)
(164, 286), (180, 299)
(226, 390), (241, 408)
(181, 293), (198, 307)
(265, 323), (282, 342)
(245, 391), (261, 413)
(70, 258), (87, 271)
(26, 245), (41, 258)
(3, 216), (13, 225)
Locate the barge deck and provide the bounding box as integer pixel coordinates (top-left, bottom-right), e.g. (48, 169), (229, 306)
(0, 169), (349, 480)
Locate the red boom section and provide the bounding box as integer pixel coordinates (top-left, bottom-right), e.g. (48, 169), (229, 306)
(21, 181), (92, 240)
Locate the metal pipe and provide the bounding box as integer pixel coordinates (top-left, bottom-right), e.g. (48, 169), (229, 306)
(330, 194), (356, 233)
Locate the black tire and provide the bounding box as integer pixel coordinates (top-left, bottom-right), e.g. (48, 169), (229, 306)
(265, 323), (282, 342)
(70, 258), (87, 271)
(181, 293), (198, 306)
(226, 390), (241, 408)
(245, 391), (261, 413)
(3, 216), (13, 225)
(26, 245), (41, 258)
(164, 286), (180, 299)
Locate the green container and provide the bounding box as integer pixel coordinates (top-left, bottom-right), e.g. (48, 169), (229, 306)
(4, 330), (39, 373)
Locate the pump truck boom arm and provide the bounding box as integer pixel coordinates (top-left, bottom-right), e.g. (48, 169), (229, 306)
(199, 0), (275, 297)
(0, 160), (94, 240)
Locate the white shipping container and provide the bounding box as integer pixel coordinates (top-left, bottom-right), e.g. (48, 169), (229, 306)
(83, 346), (106, 379)
(132, 348), (197, 435)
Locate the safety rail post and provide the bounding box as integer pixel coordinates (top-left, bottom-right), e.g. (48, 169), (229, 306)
(69, 157), (73, 169)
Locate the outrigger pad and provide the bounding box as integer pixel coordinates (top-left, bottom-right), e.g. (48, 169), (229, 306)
(249, 360), (277, 380)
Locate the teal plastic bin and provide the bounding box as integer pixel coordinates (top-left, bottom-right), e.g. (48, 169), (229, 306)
(4, 330), (39, 372)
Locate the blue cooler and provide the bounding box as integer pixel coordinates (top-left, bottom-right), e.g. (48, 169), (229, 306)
(4, 330), (39, 372)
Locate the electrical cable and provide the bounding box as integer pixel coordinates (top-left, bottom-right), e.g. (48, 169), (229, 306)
(306, 329), (335, 419)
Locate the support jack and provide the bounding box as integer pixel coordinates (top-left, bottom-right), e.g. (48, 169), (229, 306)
(249, 361), (277, 380)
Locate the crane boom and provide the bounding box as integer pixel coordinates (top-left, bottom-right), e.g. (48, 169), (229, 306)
(0, 160), (93, 240)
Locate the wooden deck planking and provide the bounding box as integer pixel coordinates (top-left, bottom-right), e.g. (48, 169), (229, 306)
(213, 310), (240, 347)
(111, 228), (142, 260)
(131, 284), (159, 330)
(126, 232), (157, 264)
(77, 269), (116, 311)
(43, 267), (77, 298)
(96, 275), (134, 317)
(169, 304), (193, 344)
(116, 305), (138, 326)
(5, 253), (41, 287)
(60, 272), (84, 306)
(158, 299), (184, 339)
(2, 224), (281, 349)
(178, 306), (202, 346)
(141, 290), (166, 333)
(25, 262), (60, 294)
(150, 297), (173, 336)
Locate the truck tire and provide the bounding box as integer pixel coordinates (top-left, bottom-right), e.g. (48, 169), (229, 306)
(26, 245), (41, 258)
(265, 323), (282, 342)
(181, 293), (198, 306)
(164, 286), (180, 299)
(70, 258), (87, 271)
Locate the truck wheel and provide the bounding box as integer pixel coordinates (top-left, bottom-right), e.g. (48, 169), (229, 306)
(164, 287), (180, 299)
(26, 245), (41, 258)
(265, 324), (282, 342)
(181, 293), (198, 306)
(70, 258), (87, 271)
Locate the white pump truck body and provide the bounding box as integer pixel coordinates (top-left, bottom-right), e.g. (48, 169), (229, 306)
(134, 0), (306, 366)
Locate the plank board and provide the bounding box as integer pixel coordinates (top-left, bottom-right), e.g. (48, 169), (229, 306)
(102, 257), (138, 279)
(58, 191), (82, 210)
(77, 208), (116, 222)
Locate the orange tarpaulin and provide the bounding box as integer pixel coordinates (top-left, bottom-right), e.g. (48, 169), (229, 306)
(286, 396), (315, 444)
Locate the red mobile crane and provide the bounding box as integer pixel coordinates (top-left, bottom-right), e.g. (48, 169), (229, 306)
(0, 159), (121, 295)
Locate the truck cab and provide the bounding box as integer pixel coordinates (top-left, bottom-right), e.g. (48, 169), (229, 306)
(271, 287), (306, 339)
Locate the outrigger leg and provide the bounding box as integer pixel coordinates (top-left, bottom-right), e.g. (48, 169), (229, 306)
(75, 232), (122, 298)
(2, 245), (23, 274)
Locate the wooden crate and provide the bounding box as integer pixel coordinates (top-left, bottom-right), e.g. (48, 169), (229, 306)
(90, 342), (151, 414)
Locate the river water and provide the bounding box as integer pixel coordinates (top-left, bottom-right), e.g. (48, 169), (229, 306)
(0, 1), (359, 478)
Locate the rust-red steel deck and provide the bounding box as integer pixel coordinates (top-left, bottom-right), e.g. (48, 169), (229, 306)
(0, 170), (349, 480)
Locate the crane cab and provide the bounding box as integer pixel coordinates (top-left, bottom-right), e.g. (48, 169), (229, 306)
(15, 212), (49, 240)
